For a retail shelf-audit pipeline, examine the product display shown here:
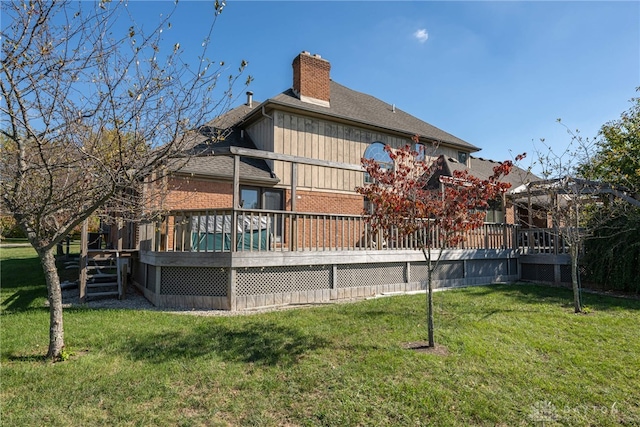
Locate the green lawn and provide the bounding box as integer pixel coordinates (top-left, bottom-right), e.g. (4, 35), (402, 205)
(2, 246), (639, 426)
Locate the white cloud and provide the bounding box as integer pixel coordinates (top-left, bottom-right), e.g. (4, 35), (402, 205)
(413, 28), (429, 43)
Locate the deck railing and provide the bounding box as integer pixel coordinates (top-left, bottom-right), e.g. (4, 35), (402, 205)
(139, 208), (520, 253)
(517, 228), (574, 255)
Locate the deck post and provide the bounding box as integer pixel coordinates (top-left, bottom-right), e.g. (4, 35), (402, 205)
(154, 266), (161, 295)
(502, 194), (508, 248)
(79, 219), (88, 303)
(330, 264), (338, 300)
(554, 264), (562, 284)
(290, 162), (298, 251)
(228, 267), (237, 311)
(527, 191), (533, 252)
(405, 262), (411, 283)
(484, 225), (489, 249)
(154, 218), (161, 251)
(117, 217), (123, 251)
(232, 155), (240, 253)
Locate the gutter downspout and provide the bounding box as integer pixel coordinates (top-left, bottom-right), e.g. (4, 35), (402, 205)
(261, 105), (273, 121)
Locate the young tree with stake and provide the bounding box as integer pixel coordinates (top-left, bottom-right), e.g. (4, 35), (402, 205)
(357, 137), (522, 347)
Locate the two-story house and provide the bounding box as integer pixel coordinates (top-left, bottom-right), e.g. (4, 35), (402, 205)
(164, 51), (483, 217)
(93, 51), (528, 309)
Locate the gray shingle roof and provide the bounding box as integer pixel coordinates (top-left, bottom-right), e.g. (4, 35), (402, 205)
(210, 81), (478, 151)
(173, 74), (483, 182)
(169, 122), (277, 184)
(440, 155), (537, 188)
(169, 155), (277, 184)
(266, 81), (479, 151)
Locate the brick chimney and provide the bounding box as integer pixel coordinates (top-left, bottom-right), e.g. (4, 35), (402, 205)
(292, 51), (331, 107)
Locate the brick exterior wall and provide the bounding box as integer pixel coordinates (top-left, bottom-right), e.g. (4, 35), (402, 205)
(165, 176), (364, 216)
(292, 52), (331, 103)
(505, 201), (516, 225)
(288, 190), (363, 215)
(165, 176), (233, 211)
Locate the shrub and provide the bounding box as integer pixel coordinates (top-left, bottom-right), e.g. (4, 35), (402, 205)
(0, 216), (25, 239)
(583, 208), (640, 293)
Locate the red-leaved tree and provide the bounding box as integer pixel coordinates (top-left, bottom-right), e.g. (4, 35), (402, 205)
(357, 137), (523, 347)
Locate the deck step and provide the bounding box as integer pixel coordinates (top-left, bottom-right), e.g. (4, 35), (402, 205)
(86, 265), (116, 271)
(87, 291), (120, 298)
(87, 274), (118, 282)
(81, 250), (124, 300)
(86, 281), (118, 289)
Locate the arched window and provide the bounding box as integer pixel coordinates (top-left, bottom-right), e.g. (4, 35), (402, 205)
(363, 142), (393, 183)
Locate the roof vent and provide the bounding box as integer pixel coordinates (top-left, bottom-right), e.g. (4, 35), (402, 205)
(246, 91), (253, 108)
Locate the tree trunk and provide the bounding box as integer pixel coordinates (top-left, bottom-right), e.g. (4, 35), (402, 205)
(571, 244), (582, 313)
(39, 247), (65, 359)
(422, 246), (435, 348)
(427, 270), (434, 347)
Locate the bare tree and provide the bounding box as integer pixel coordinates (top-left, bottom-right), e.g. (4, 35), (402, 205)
(511, 121), (640, 312)
(0, 0), (250, 360)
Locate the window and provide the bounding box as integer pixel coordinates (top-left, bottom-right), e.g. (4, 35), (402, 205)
(363, 142), (393, 183)
(240, 186), (284, 210)
(415, 143), (425, 161)
(240, 186), (284, 240)
(240, 187), (260, 209)
(485, 199), (505, 223)
(457, 151), (468, 165)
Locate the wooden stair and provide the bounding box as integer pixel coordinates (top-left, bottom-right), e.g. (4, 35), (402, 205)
(81, 251), (126, 300)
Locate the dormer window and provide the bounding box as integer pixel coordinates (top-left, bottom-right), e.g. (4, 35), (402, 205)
(458, 151), (468, 165)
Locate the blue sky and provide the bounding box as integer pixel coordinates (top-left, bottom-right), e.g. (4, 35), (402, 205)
(126, 1), (638, 169)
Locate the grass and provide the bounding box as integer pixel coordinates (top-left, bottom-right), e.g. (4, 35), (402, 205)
(2, 246), (639, 426)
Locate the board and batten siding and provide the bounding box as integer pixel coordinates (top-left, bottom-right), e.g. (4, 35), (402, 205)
(272, 111), (410, 192)
(245, 117), (275, 172)
(247, 110), (465, 193)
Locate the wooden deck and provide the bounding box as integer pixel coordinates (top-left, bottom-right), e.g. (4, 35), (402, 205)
(77, 209), (575, 310)
(126, 208), (527, 310)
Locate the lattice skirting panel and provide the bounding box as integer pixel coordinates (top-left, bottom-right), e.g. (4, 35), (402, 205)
(466, 259), (509, 278)
(161, 267), (227, 296)
(521, 263), (556, 283)
(336, 263), (405, 288)
(410, 261), (464, 283)
(236, 265), (331, 296)
(134, 250), (521, 310)
(560, 265), (572, 283)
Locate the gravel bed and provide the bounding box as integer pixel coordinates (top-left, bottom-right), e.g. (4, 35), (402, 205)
(58, 284), (360, 317)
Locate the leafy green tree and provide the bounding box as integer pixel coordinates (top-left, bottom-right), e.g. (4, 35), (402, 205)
(581, 92), (640, 194)
(580, 92), (640, 293)
(1, 0), (249, 360)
